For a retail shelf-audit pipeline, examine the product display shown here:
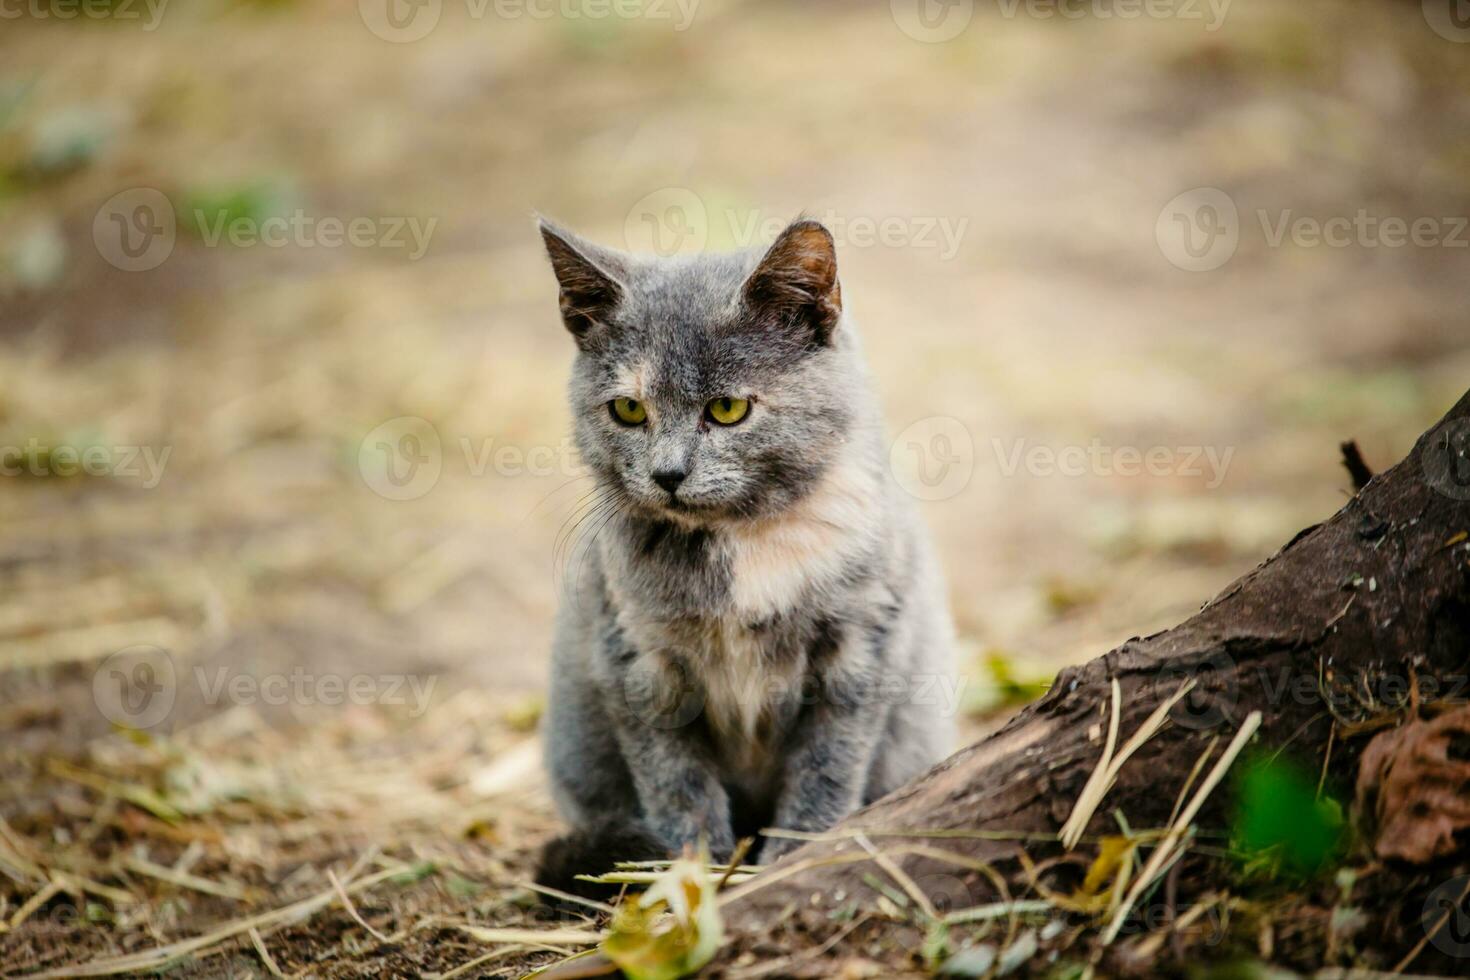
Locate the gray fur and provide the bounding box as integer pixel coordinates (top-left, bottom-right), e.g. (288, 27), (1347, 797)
(538, 217), (956, 865)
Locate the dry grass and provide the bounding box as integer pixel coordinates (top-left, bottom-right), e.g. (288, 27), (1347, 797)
(1, 689), (574, 976)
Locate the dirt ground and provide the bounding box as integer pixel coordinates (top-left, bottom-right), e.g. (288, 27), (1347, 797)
(1, 0), (1468, 976)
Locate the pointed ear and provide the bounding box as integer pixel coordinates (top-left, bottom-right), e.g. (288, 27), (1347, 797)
(538, 218), (627, 345)
(742, 219), (842, 345)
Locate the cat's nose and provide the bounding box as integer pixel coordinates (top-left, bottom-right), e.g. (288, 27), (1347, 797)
(652, 469), (687, 495)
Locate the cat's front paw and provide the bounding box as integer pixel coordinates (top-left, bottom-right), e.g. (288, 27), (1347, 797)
(649, 813), (735, 866)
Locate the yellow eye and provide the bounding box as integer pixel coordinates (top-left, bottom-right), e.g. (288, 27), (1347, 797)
(706, 397), (750, 426)
(610, 397), (647, 426)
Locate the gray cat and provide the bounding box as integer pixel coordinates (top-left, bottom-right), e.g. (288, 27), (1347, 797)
(535, 216), (956, 889)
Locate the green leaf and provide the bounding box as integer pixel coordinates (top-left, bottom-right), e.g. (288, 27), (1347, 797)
(1232, 755), (1344, 876)
(921, 920), (950, 972)
(181, 181), (291, 242)
(389, 860), (438, 885)
(444, 872), (483, 899)
(963, 651), (1053, 717)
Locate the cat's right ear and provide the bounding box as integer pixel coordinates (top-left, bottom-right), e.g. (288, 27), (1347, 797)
(538, 219), (627, 347)
(742, 219), (842, 346)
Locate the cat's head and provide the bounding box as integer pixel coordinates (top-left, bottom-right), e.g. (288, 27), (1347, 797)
(539, 216), (863, 525)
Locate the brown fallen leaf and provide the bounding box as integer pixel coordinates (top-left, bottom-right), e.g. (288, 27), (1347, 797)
(1355, 705), (1470, 863)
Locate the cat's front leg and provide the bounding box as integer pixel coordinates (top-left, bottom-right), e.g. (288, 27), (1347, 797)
(614, 721), (736, 860)
(610, 657), (736, 860)
(762, 660), (889, 863)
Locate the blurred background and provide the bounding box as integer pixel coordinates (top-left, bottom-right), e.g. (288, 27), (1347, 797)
(1, 0), (1468, 974)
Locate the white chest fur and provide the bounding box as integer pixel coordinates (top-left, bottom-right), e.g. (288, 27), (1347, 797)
(699, 453), (882, 765)
(697, 618), (802, 771)
(719, 451), (880, 621)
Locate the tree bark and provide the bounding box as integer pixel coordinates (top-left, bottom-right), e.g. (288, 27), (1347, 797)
(713, 389), (1470, 977)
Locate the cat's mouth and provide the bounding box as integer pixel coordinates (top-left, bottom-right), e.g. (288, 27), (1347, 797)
(645, 490), (738, 525)
(662, 495), (723, 516)
(615, 473), (752, 524)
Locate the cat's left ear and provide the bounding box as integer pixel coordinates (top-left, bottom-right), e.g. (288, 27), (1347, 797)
(538, 217), (629, 348)
(742, 219), (842, 345)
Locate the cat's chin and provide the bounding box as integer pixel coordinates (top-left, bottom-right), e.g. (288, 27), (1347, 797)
(660, 497), (726, 522)
(638, 495), (739, 528)
(656, 495), (798, 529)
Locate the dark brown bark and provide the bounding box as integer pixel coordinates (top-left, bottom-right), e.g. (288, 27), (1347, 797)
(714, 389), (1470, 977)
